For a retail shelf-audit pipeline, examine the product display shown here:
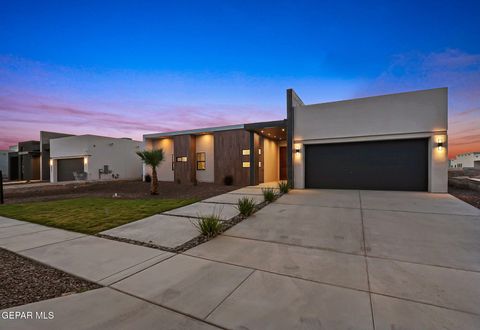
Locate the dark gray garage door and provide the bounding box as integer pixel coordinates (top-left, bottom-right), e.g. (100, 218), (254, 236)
(305, 138), (428, 191)
(57, 158), (84, 182)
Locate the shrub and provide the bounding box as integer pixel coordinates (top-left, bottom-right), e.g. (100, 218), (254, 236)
(278, 181), (290, 194)
(144, 174), (152, 183)
(193, 213), (223, 237)
(262, 188), (277, 202)
(223, 175), (234, 186)
(237, 197), (256, 216)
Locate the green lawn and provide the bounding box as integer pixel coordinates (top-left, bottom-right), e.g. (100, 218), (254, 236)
(0, 197), (196, 234)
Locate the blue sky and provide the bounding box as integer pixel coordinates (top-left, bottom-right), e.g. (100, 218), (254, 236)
(1, 0), (479, 156)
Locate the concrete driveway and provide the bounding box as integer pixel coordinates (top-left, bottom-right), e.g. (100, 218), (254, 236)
(184, 189), (480, 329)
(3, 189), (480, 329)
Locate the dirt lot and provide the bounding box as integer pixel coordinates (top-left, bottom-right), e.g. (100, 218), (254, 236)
(449, 186), (480, 209)
(3, 180), (242, 204)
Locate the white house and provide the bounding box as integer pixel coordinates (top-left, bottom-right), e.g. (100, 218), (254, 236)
(450, 152), (480, 168)
(290, 87), (448, 192)
(49, 135), (143, 182)
(0, 150), (9, 179)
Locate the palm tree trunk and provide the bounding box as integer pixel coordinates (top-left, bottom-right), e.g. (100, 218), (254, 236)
(151, 166), (159, 195)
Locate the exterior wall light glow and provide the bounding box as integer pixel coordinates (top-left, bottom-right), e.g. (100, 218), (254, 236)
(295, 148), (301, 154)
(83, 157), (88, 165)
(437, 141), (444, 151)
(49, 159), (53, 166)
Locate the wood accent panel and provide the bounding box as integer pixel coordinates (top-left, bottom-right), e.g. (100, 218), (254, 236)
(173, 135), (196, 184)
(214, 129), (250, 186)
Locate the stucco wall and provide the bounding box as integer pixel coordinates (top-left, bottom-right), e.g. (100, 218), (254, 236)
(0, 151), (9, 179)
(293, 88), (448, 192)
(196, 134), (214, 183)
(263, 138), (279, 182)
(152, 138), (174, 182)
(50, 135), (143, 182)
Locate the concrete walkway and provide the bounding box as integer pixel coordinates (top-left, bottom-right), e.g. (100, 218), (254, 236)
(100, 184), (275, 249)
(2, 189), (480, 329)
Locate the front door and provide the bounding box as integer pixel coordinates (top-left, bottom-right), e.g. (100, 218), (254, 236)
(279, 146), (287, 180)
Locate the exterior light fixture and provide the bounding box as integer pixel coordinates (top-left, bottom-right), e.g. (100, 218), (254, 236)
(437, 140), (444, 151)
(282, 128), (285, 132)
(84, 157), (88, 165)
(261, 130), (264, 133)
(49, 159), (53, 166)
(295, 148), (301, 154)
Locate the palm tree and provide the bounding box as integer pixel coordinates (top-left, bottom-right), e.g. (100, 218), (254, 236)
(136, 149), (165, 195)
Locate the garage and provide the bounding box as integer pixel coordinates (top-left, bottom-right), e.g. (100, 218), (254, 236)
(305, 138), (428, 191)
(57, 158), (84, 182)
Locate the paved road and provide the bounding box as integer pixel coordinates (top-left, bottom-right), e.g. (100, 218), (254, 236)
(2, 189), (480, 329)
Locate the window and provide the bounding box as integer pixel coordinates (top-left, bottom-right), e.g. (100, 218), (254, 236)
(242, 162), (250, 168)
(242, 149), (250, 155)
(258, 161), (262, 168)
(176, 156), (187, 162)
(196, 152), (206, 170)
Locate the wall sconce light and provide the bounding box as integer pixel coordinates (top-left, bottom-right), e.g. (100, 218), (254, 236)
(295, 148), (301, 154)
(49, 159), (53, 166)
(437, 140), (444, 151)
(84, 157), (88, 165)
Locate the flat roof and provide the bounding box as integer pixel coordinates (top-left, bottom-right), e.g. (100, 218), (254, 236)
(144, 120), (286, 139)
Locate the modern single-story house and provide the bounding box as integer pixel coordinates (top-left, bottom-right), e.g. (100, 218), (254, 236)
(40, 131), (75, 181)
(49, 135), (143, 182)
(8, 140), (41, 181)
(450, 152), (480, 169)
(144, 87), (448, 192)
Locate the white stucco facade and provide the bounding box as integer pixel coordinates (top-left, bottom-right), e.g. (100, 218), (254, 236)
(50, 135), (143, 182)
(292, 88), (449, 192)
(0, 150), (9, 179)
(195, 134), (215, 183)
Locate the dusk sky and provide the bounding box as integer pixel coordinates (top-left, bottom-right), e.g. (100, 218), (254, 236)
(1, 1), (479, 158)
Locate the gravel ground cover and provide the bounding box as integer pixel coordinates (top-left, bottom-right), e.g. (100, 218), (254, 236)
(449, 186), (480, 209)
(0, 248), (100, 310)
(3, 180), (241, 204)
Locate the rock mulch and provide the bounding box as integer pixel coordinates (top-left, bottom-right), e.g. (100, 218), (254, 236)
(449, 186), (480, 209)
(0, 248), (101, 310)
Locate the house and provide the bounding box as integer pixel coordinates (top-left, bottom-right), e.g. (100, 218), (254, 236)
(0, 150), (9, 179)
(450, 152), (480, 168)
(40, 131), (75, 181)
(8, 140), (41, 181)
(144, 120), (287, 186)
(145, 88), (448, 192)
(49, 135), (143, 182)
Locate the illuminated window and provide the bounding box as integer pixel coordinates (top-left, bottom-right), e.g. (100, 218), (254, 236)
(196, 152), (206, 170)
(258, 149), (262, 155)
(258, 161), (262, 168)
(176, 156), (188, 162)
(242, 162), (250, 168)
(181, 156), (187, 162)
(242, 149), (250, 155)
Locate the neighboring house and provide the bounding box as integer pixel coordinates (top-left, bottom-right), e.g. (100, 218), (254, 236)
(8, 141), (41, 181)
(145, 87), (448, 192)
(0, 150), (9, 179)
(450, 152), (480, 168)
(49, 135), (143, 182)
(40, 131), (75, 181)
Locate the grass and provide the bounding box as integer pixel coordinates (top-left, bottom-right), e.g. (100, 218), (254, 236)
(193, 213), (223, 237)
(237, 197), (256, 216)
(0, 197), (196, 235)
(262, 188), (277, 202)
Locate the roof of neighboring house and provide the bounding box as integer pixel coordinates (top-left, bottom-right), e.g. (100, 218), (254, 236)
(144, 119), (287, 139)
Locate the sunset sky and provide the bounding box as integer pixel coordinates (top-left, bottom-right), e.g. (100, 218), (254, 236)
(1, 1), (479, 159)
